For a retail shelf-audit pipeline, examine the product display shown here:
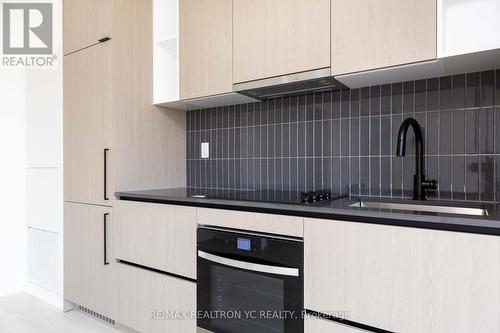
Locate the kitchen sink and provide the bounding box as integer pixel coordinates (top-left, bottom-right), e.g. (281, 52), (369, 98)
(350, 200), (489, 216)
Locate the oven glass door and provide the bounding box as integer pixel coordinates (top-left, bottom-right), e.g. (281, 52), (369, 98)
(197, 251), (303, 333)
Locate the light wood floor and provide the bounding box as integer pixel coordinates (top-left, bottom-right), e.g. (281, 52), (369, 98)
(0, 293), (119, 333)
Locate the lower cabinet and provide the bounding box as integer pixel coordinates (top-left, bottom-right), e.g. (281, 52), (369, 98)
(305, 317), (366, 333)
(115, 200), (197, 279)
(304, 218), (500, 332)
(116, 262), (197, 333)
(64, 202), (115, 319)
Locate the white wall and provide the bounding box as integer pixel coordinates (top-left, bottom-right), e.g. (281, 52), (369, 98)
(24, 66), (63, 308)
(0, 69), (27, 298)
(0, 0), (63, 306)
(23, 0), (64, 309)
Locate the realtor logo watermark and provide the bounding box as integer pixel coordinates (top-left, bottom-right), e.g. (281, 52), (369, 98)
(1, 1), (56, 67)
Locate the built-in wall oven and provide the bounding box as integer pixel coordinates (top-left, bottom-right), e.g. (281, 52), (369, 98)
(197, 226), (304, 333)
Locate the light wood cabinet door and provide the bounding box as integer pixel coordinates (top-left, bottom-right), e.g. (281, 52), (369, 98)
(233, 0), (331, 83)
(197, 207), (304, 237)
(332, 0), (436, 75)
(64, 41), (114, 206)
(304, 219), (500, 333)
(179, 0), (232, 100)
(63, 0), (114, 55)
(113, 0), (187, 192)
(115, 200), (197, 279)
(116, 262), (196, 333)
(306, 317), (367, 333)
(64, 202), (114, 319)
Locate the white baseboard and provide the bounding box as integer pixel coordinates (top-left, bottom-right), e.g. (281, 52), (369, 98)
(24, 282), (63, 310)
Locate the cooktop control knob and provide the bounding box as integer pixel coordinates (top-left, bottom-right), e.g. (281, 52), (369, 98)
(301, 189), (334, 204)
(301, 192), (311, 203)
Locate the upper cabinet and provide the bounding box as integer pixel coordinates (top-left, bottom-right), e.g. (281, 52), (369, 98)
(63, 0), (114, 55)
(154, 0), (255, 109)
(155, 0), (499, 106)
(179, 0), (233, 100)
(233, 0), (331, 83)
(331, 0), (437, 76)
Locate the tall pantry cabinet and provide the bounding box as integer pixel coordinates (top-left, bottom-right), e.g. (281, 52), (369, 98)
(63, 0), (185, 320)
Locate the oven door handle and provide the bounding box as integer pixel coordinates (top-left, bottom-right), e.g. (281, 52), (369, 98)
(198, 250), (299, 277)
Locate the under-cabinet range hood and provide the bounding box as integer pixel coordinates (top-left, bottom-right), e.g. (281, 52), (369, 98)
(233, 68), (346, 100)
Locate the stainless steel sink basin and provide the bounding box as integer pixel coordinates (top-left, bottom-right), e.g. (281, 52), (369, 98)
(350, 200), (489, 216)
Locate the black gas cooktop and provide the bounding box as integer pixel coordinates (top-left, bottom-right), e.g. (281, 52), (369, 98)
(186, 188), (346, 205)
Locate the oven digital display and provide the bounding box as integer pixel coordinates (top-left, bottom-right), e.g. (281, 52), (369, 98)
(237, 237), (251, 251)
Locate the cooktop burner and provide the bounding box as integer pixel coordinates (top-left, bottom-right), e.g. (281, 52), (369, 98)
(187, 188), (346, 205)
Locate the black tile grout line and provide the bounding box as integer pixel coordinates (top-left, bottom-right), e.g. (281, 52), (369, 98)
(187, 153), (500, 161)
(185, 105), (500, 133)
(378, 84), (383, 196)
(389, 83), (394, 199)
(282, 98), (285, 192)
(272, 99), (276, 186)
(295, 96), (299, 193)
(276, 99), (280, 191)
(464, 74), (469, 201)
(437, 76), (442, 200)
(412, 77), (417, 198)
(494, 73), (497, 203)
(398, 82), (404, 199)
(451, 77), (456, 201)
(299, 98), (304, 191)
(358, 89), (361, 196)
(281, 96), (292, 191)
(362, 89), (367, 195)
(339, 92), (343, 194)
(369, 87), (373, 196)
(322, 92), (325, 189)
(186, 88), (498, 126)
(192, 155), (499, 178)
(478, 73), (483, 202)
(187, 93), (500, 127)
(348, 89), (351, 196)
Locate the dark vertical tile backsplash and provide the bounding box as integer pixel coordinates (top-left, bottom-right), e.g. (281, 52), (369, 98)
(187, 69), (500, 203)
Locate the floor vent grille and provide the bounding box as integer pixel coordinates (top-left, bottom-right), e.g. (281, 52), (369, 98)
(78, 305), (116, 325)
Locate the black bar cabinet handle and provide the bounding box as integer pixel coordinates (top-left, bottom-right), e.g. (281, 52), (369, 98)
(98, 37), (112, 43)
(104, 148), (109, 201)
(104, 213), (110, 266)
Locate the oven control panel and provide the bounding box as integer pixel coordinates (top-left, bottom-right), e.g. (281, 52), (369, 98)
(198, 227), (303, 266)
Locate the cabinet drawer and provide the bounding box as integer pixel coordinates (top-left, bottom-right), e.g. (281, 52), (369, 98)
(115, 200), (197, 279)
(305, 218), (500, 332)
(197, 208), (303, 237)
(116, 262), (196, 333)
(306, 317), (367, 333)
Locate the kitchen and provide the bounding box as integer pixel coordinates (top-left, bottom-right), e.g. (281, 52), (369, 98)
(1, 0), (500, 332)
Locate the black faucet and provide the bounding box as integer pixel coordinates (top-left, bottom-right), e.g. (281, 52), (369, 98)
(396, 118), (437, 200)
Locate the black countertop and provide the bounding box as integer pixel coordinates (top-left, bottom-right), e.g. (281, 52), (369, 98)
(115, 188), (500, 236)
